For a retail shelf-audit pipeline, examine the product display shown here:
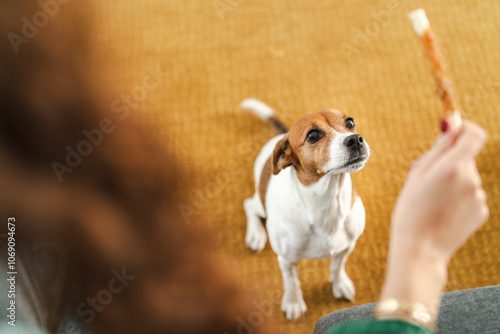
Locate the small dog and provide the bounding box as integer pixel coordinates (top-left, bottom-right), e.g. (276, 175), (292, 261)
(241, 98), (370, 321)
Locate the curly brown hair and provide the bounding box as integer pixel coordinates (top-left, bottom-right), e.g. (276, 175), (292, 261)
(0, 1), (271, 333)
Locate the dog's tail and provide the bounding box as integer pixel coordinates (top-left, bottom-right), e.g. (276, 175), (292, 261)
(240, 98), (288, 134)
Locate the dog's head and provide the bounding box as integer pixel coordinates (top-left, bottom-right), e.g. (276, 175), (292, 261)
(272, 109), (370, 185)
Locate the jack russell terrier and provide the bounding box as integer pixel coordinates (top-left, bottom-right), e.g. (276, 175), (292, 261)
(241, 98), (370, 321)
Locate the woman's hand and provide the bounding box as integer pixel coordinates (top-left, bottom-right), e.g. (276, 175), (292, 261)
(381, 120), (488, 316)
(392, 120), (488, 262)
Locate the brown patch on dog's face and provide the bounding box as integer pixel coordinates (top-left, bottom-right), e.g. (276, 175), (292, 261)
(272, 109), (359, 185)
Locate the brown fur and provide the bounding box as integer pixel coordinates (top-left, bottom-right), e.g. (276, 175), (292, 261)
(272, 135), (295, 174)
(269, 116), (288, 134)
(0, 2), (272, 334)
(259, 157), (273, 209)
(272, 110), (357, 186)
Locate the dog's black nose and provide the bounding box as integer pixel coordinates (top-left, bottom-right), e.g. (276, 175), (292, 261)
(343, 134), (364, 150)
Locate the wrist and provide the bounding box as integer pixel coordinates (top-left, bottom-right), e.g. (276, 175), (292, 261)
(390, 235), (450, 269)
(375, 298), (437, 331)
(381, 238), (448, 316)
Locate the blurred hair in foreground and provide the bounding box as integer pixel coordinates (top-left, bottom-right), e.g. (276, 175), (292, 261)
(0, 1), (270, 333)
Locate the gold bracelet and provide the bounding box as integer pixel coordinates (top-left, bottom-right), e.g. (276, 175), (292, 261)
(374, 298), (436, 331)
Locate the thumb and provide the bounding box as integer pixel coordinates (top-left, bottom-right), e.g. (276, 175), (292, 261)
(446, 121), (487, 161)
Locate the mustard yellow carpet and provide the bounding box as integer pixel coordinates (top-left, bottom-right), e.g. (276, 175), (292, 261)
(89, 1), (500, 332)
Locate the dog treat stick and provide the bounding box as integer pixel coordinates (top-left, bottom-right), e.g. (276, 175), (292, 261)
(408, 8), (462, 128)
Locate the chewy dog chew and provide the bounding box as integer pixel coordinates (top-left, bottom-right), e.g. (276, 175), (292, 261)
(408, 8), (462, 128)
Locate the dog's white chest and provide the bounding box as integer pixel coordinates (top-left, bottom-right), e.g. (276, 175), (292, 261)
(298, 221), (352, 259)
(266, 169), (358, 261)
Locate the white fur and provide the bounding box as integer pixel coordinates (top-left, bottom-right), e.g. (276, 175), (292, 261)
(240, 98), (275, 120)
(244, 130), (368, 321)
(244, 134), (284, 251)
(326, 132), (369, 174)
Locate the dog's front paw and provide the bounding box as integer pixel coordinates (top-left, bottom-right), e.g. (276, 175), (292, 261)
(245, 222), (267, 252)
(332, 273), (355, 301)
(281, 289), (307, 321)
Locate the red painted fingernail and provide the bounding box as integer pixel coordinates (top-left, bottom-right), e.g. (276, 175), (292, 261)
(440, 118), (449, 133)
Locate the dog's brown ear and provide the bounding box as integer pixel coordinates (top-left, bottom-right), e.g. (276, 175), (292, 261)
(272, 135), (293, 175)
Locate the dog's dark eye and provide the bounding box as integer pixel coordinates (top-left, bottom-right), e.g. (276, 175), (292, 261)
(345, 118), (355, 130)
(306, 130), (322, 143)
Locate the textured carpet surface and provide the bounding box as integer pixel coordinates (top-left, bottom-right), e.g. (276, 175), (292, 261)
(89, 1), (500, 333)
